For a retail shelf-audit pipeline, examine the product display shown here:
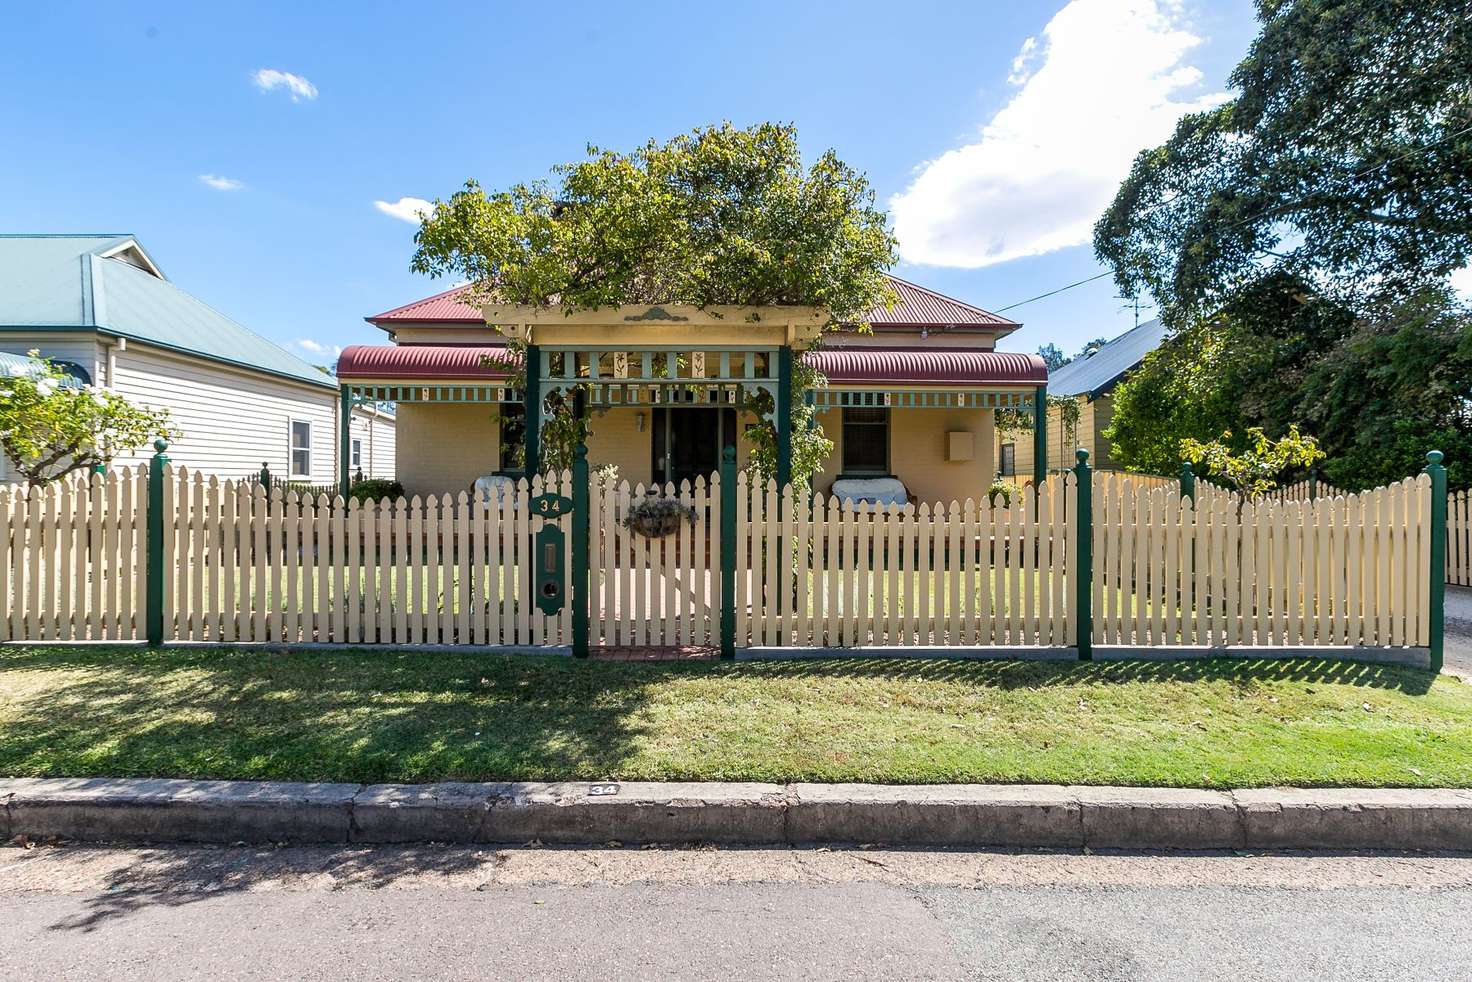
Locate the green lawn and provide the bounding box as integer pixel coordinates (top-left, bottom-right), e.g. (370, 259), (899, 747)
(1, 646), (1468, 788)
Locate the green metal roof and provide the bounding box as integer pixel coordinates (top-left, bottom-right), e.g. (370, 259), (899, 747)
(0, 234), (335, 390)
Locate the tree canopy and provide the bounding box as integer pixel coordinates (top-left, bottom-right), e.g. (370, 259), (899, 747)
(1104, 281), (1472, 489)
(413, 122), (897, 323)
(1095, 0), (1472, 324)
(409, 123), (899, 486)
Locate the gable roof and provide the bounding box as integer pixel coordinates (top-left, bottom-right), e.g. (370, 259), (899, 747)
(366, 274), (1020, 335)
(1048, 318), (1168, 399)
(0, 234), (335, 390)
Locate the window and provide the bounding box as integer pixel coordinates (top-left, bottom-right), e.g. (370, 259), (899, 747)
(999, 442), (1016, 477)
(841, 407), (889, 475)
(499, 404), (526, 474)
(351, 438), (362, 469)
(290, 420), (312, 478)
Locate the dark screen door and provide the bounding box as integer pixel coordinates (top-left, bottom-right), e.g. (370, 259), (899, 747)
(653, 407), (737, 487)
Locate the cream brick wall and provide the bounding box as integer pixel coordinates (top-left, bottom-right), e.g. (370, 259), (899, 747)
(394, 402), (997, 504)
(395, 403), (501, 498)
(816, 406), (996, 503)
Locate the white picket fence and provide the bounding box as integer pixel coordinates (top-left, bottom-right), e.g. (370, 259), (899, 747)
(1447, 489), (1472, 586)
(1093, 474), (1431, 647)
(734, 473), (1078, 647)
(0, 466), (1439, 653)
(592, 476), (720, 648)
(0, 468), (148, 641)
(165, 466), (572, 645)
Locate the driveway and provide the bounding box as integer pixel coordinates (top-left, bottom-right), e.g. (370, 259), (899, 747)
(1444, 585), (1472, 679)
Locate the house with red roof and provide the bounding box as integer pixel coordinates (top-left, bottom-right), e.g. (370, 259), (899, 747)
(337, 275), (1046, 503)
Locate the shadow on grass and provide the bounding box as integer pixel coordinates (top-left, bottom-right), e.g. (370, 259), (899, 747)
(0, 648), (662, 784)
(0, 648), (1439, 791)
(724, 655), (1437, 696)
(41, 844), (488, 934)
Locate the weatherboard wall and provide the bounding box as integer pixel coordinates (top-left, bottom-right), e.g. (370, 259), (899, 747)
(105, 343), (340, 485)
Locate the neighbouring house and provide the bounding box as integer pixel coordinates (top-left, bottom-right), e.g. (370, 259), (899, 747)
(337, 275), (1047, 503)
(1005, 318), (1166, 478)
(0, 234), (394, 485)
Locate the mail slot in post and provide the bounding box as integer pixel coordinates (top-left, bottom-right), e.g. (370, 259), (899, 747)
(534, 523), (566, 615)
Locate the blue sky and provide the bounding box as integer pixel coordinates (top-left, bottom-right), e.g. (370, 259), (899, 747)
(1, 0), (1259, 364)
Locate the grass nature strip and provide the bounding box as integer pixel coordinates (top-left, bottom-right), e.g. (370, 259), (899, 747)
(1, 646), (1469, 789)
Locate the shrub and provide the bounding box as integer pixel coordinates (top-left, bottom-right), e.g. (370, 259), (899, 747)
(350, 478), (404, 503)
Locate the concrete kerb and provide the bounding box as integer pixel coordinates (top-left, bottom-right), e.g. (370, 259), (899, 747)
(4, 779), (1472, 850)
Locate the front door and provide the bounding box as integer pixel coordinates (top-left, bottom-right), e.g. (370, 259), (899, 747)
(652, 407), (737, 487)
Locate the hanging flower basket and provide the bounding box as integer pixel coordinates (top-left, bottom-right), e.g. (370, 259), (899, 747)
(622, 492), (698, 539)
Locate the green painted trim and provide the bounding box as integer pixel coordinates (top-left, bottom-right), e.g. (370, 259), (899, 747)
(1073, 448), (1093, 661)
(1426, 451), (1447, 674)
(342, 383), (521, 404)
(776, 346), (793, 489)
(1179, 461), (1195, 503)
(146, 439), (169, 646)
(571, 444), (590, 658)
(1032, 384), (1047, 488)
(809, 390), (1035, 409)
(720, 445), (737, 659)
(523, 343), (541, 479)
(338, 386), (352, 499)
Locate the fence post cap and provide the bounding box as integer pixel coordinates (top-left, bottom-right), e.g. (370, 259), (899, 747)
(1427, 450), (1445, 466)
(152, 438), (169, 453)
(722, 445), (737, 463)
(574, 443), (588, 460)
(1075, 448), (1090, 464)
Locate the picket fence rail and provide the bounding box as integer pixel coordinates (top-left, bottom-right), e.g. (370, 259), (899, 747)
(0, 451), (1448, 667)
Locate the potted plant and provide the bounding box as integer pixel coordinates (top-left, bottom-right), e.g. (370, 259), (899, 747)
(622, 491), (698, 538)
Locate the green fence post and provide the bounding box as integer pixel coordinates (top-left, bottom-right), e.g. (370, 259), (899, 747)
(146, 439), (169, 647)
(1073, 448), (1093, 661)
(775, 346), (793, 490)
(1425, 450), (1447, 674)
(259, 462), (271, 488)
(1308, 469), (1319, 501)
(720, 445), (737, 660)
(1033, 385), (1048, 489)
(338, 385), (352, 500)
(571, 442), (590, 658)
(1179, 461), (1195, 503)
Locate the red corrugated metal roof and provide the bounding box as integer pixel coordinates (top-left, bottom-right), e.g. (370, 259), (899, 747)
(337, 344), (515, 379)
(866, 275), (1016, 329)
(806, 348), (1045, 386)
(338, 343), (1043, 387)
(366, 274), (1019, 333)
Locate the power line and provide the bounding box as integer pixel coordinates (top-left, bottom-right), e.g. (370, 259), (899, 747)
(994, 271), (1113, 313)
(992, 120), (1472, 315)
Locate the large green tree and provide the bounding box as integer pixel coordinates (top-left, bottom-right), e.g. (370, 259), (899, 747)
(1296, 289), (1472, 489)
(1095, 0), (1472, 324)
(411, 123), (898, 485)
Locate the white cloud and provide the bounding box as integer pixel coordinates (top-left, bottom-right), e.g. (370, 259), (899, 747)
(290, 338), (342, 358)
(1450, 265), (1472, 301)
(891, 0), (1227, 269)
(198, 174), (245, 191)
(251, 68), (318, 102)
(373, 196), (434, 224)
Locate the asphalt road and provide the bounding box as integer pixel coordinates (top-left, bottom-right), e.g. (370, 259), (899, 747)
(3, 844), (1470, 981)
